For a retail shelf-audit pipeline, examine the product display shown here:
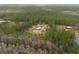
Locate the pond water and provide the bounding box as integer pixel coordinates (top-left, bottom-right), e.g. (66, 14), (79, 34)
(75, 36), (79, 44)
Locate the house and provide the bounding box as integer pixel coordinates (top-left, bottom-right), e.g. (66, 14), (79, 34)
(30, 24), (49, 34)
(57, 25), (74, 31)
(65, 26), (73, 31)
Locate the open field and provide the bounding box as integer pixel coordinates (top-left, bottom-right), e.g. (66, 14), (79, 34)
(0, 4), (79, 53)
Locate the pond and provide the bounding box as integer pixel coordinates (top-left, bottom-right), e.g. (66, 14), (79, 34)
(75, 36), (79, 44)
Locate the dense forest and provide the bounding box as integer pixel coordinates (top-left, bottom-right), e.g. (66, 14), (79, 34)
(0, 4), (79, 53)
